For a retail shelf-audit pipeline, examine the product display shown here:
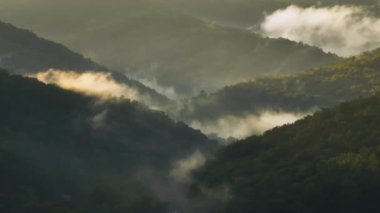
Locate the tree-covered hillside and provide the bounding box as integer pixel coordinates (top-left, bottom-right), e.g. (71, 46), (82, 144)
(0, 21), (172, 109)
(0, 21), (106, 72)
(192, 94), (380, 213)
(0, 2), (339, 96)
(55, 10), (339, 96)
(0, 69), (216, 212)
(179, 48), (380, 122)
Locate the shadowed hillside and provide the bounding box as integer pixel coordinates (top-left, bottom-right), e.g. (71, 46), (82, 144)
(0, 69), (216, 212)
(0, 21), (105, 72)
(192, 94), (380, 213)
(0, 21), (172, 109)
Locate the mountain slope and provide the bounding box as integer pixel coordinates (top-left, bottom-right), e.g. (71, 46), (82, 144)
(0, 3), (339, 96)
(0, 69), (216, 212)
(179, 48), (380, 122)
(0, 21), (172, 109)
(192, 94), (380, 213)
(0, 21), (106, 72)
(54, 10), (340, 96)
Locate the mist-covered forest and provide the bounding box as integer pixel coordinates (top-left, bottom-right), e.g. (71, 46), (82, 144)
(193, 94), (380, 212)
(0, 0), (379, 212)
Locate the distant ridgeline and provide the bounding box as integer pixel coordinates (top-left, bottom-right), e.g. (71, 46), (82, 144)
(0, 21), (106, 73)
(192, 94), (380, 213)
(174, 0), (380, 27)
(0, 70), (216, 212)
(0, 21), (172, 108)
(179, 48), (380, 121)
(39, 8), (339, 96)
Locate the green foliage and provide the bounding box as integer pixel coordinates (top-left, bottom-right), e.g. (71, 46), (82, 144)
(193, 95), (380, 213)
(0, 71), (216, 212)
(180, 48), (380, 121)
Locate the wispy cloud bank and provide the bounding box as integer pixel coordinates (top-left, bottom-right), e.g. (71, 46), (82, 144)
(138, 77), (179, 100)
(170, 151), (206, 182)
(34, 69), (140, 100)
(191, 111), (309, 139)
(260, 5), (380, 57)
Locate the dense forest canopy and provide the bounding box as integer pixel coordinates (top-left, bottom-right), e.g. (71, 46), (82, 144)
(192, 94), (380, 213)
(0, 70), (216, 212)
(0, 1), (379, 212)
(179, 48), (380, 122)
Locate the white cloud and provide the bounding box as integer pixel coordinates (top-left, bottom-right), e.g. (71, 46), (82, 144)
(190, 111), (309, 139)
(170, 151), (206, 182)
(260, 5), (380, 57)
(90, 110), (108, 129)
(138, 77), (178, 100)
(31, 69), (172, 111)
(32, 69), (140, 101)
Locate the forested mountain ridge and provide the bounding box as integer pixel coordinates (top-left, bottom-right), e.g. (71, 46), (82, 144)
(58, 10), (340, 96)
(0, 3), (340, 96)
(0, 1), (378, 212)
(191, 94), (380, 213)
(0, 69), (217, 212)
(0, 20), (172, 109)
(179, 48), (380, 122)
(0, 21), (106, 72)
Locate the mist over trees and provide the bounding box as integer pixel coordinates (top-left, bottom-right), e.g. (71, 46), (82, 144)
(192, 94), (380, 213)
(0, 1), (340, 96)
(0, 1), (379, 212)
(0, 69), (217, 212)
(0, 21), (172, 109)
(178, 48), (380, 126)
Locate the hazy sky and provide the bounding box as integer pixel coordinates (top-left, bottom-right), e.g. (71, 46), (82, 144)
(0, 0), (167, 40)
